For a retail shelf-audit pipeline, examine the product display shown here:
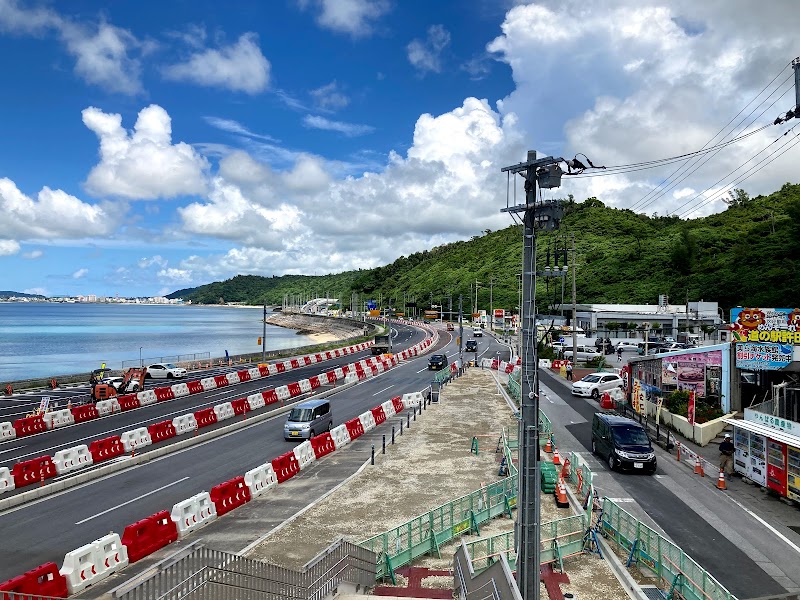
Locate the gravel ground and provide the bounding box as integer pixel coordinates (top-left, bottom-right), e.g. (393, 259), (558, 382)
(245, 366), (633, 600)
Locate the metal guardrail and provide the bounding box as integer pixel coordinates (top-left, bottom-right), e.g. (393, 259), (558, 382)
(122, 352), (211, 370)
(0, 593), (66, 600)
(113, 539), (376, 600)
(454, 540), (518, 600)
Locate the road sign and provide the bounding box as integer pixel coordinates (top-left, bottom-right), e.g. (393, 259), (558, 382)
(39, 396), (50, 412)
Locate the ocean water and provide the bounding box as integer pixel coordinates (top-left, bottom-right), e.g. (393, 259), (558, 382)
(0, 303), (316, 381)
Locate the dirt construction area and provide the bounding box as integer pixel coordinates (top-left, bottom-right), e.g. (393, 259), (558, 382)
(245, 366), (631, 600)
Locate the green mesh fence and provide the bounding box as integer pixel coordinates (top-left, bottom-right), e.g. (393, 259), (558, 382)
(567, 451), (593, 506)
(601, 499), (738, 600)
(433, 368), (451, 385)
(508, 371), (521, 400)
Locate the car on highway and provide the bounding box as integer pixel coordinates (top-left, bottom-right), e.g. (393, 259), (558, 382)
(99, 376), (141, 392)
(428, 354), (449, 370)
(472, 328), (483, 337)
(591, 413), (656, 474)
(146, 363), (187, 379)
(571, 372), (624, 399)
(465, 340), (478, 352)
(284, 399), (332, 440)
(562, 345), (602, 362)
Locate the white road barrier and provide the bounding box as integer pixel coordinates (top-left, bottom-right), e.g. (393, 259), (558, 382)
(60, 533), (128, 594)
(136, 389), (157, 406)
(402, 392), (424, 410)
(43, 409), (74, 429)
(171, 382), (190, 398)
(95, 398), (120, 416)
(171, 492), (217, 539)
(0, 421), (15, 441)
(381, 400), (396, 418)
(172, 414), (198, 435)
(213, 402), (234, 422)
(330, 424), (351, 450)
(226, 372), (240, 385)
(247, 393), (266, 411)
(200, 377), (217, 391)
(244, 463), (278, 498)
(359, 411), (376, 432)
(293, 441), (316, 470)
(0, 466), (15, 494)
(120, 427), (152, 453)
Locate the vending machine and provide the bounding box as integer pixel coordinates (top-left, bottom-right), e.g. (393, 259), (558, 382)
(733, 427), (749, 477)
(766, 439), (787, 497)
(788, 446), (800, 503)
(749, 433), (767, 486)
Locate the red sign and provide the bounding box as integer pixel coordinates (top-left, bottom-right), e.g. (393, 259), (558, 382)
(687, 391), (696, 425)
(494, 309), (505, 318)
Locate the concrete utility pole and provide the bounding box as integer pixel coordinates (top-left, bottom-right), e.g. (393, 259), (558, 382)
(458, 295), (464, 361)
(794, 57), (800, 107)
(571, 233), (577, 364)
(489, 277), (494, 331)
(500, 150), (564, 600)
(262, 300), (267, 362)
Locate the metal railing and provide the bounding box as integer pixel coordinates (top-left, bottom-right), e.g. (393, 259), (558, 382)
(113, 539), (376, 600)
(454, 540), (520, 600)
(122, 352), (211, 370)
(0, 593), (65, 600)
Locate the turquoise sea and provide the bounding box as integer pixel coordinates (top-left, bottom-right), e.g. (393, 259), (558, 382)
(0, 303), (316, 381)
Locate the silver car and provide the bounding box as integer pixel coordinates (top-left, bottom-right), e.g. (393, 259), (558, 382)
(146, 363), (187, 379)
(284, 399), (333, 441)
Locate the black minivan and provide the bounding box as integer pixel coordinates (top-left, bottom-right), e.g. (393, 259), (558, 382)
(591, 413), (656, 474)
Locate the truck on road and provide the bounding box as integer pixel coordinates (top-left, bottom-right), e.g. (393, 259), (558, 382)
(372, 334), (391, 355)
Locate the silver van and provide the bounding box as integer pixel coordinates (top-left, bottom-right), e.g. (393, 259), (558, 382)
(284, 399), (333, 441)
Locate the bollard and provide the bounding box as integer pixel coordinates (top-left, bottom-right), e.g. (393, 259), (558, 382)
(392, 426), (395, 445)
(407, 412), (411, 428)
(400, 419), (403, 435)
(371, 444), (375, 465)
(413, 408), (416, 422)
(382, 434), (386, 454)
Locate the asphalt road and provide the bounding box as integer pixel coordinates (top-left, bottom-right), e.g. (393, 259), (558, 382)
(539, 369), (793, 600)
(0, 324), (509, 581)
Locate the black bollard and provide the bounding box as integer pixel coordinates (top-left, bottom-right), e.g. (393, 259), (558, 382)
(408, 412), (412, 427)
(400, 419), (404, 435)
(382, 434), (386, 454)
(392, 426), (395, 444)
(371, 444), (375, 465)
(413, 407), (417, 421)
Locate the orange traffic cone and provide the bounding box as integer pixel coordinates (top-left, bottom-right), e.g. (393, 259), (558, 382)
(544, 436), (552, 453)
(676, 443), (681, 462)
(554, 480), (569, 508)
(694, 456), (704, 477)
(553, 447), (562, 466)
(560, 457), (571, 479)
(717, 469), (727, 490)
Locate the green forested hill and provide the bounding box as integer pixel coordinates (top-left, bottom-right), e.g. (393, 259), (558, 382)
(168, 184), (800, 313)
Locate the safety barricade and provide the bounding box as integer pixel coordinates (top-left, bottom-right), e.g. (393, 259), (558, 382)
(13, 414), (49, 436)
(247, 393), (266, 411)
(274, 362), (286, 373)
(0, 563), (67, 598)
(354, 364), (365, 377)
(381, 400), (396, 418)
(287, 382), (302, 398)
(359, 411), (377, 432)
(0, 421), (16, 441)
(0, 466), (15, 494)
(297, 379), (312, 394)
(12, 456), (56, 488)
(334, 349), (342, 358)
(343, 373), (359, 385)
(120, 427), (152, 453)
(315, 353), (324, 362)
(136, 389), (157, 407)
(334, 366), (345, 378)
(402, 391), (424, 410)
(70, 404), (99, 424)
(341, 365), (350, 375)
(246, 367), (261, 380)
(262, 390), (279, 405)
(195, 407), (218, 429)
(223, 371), (239, 385)
(364, 358), (374, 367)
(231, 398), (250, 416)
(391, 396), (406, 414)
(117, 394), (141, 412)
(53, 445), (92, 475)
(60, 532), (129, 594)
(213, 402), (235, 422)
(290, 359), (301, 369)
(235, 369), (251, 382)
(325, 371), (337, 384)
(170, 382), (190, 398)
(370, 406), (386, 426)
(293, 440), (316, 470)
(152, 387), (174, 402)
(121, 510), (178, 563)
(325, 351), (333, 360)
(200, 377), (217, 391)
(330, 424), (351, 449)
(258, 364), (271, 377)
(282, 360), (294, 372)
(310, 432), (335, 459)
(244, 463), (278, 498)
(272, 451), (301, 483)
(302, 356), (313, 365)
(172, 414), (197, 436)
(171, 491), (217, 539)
(147, 420), (177, 444)
(275, 385), (291, 403)
(95, 398), (120, 416)
(187, 380), (205, 394)
(89, 436), (125, 462)
(43, 408), (74, 429)
(345, 417), (365, 440)
(210, 476), (251, 517)
(308, 375), (322, 390)
(213, 375), (229, 388)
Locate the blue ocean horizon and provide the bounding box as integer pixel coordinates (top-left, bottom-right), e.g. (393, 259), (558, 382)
(0, 303), (317, 381)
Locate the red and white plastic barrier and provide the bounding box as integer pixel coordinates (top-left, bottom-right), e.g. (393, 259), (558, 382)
(60, 533), (128, 594)
(95, 398), (120, 416)
(120, 428), (152, 453)
(213, 402), (235, 422)
(330, 424), (351, 449)
(292, 440), (316, 470)
(0, 421), (15, 441)
(171, 492), (217, 539)
(0, 466), (15, 494)
(43, 409), (74, 429)
(53, 445), (92, 475)
(244, 463), (278, 498)
(172, 414), (197, 435)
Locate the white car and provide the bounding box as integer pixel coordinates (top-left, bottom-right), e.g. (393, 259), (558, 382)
(572, 372), (624, 399)
(562, 345), (602, 362)
(615, 341), (639, 353)
(146, 363), (187, 379)
(100, 376), (141, 392)
(472, 328), (483, 337)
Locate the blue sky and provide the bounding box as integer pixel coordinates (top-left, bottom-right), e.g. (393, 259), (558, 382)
(1, 0), (798, 298)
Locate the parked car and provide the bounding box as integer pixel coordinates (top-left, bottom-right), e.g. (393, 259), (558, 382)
(146, 363), (187, 379)
(591, 413), (656, 474)
(428, 354), (449, 370)
(562, 345), (602, 362)
(571, 372), (624, 399)
(638, 342), (667, 355)
(465, 340), (478, 352)
(615, 341), (639, 353)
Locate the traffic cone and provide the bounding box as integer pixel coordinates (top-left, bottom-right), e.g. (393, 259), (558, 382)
(553, 447), (562, 466)
(717, 469), (727, 490)
(694, 455), (704, 477)
(560, 457), (571, 479)
(544, 436), (552, 453)
(555, 480), (569, 508)
(676, 442), (681, 462)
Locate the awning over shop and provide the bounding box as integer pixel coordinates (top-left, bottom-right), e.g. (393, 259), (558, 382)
(723, 418), (800, 447)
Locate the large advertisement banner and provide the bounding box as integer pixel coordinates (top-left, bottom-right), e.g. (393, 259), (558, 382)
(735, 342), (793, 370)
(730, 307), (800, 344)
(661, 349), (722, 397)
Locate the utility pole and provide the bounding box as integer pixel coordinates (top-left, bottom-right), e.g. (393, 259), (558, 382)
(458, 295), (464, 361)
(794, 57), (800, 107)
(501, 150), (564, 600)
(475, 280), (484, 324)
(262, 300), (267, 362)
(571, 233), (577, 364)
(489, 277), (494, 331)
(685, 289), (690, 340)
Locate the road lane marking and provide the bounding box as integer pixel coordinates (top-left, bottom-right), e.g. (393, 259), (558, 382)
(372, 385), (394, 396)
(0, 445), (25, 455)
(725, 494), (800, 556)
(416, 367), (428, 373)
(74, 477), (190, 524)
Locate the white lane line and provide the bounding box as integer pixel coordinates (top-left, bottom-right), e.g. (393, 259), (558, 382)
(372, 385), (394, 396)
(416, 367), (428, 373)
(0, 445), (25, 455)
(74, 476), (190, 525)
(725, 494), (800, 556)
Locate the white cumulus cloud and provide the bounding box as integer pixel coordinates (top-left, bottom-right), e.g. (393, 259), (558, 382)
(298, 0), (390, 37)
(0, 239), (20, 255)
(162, 32), (270, 94)
(407, 25), (451, 74)
(82, 104), (210, 200)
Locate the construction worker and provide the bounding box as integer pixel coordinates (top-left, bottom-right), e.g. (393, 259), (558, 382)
(719, 433), (734, 475)
(565, 362), (574, 381)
